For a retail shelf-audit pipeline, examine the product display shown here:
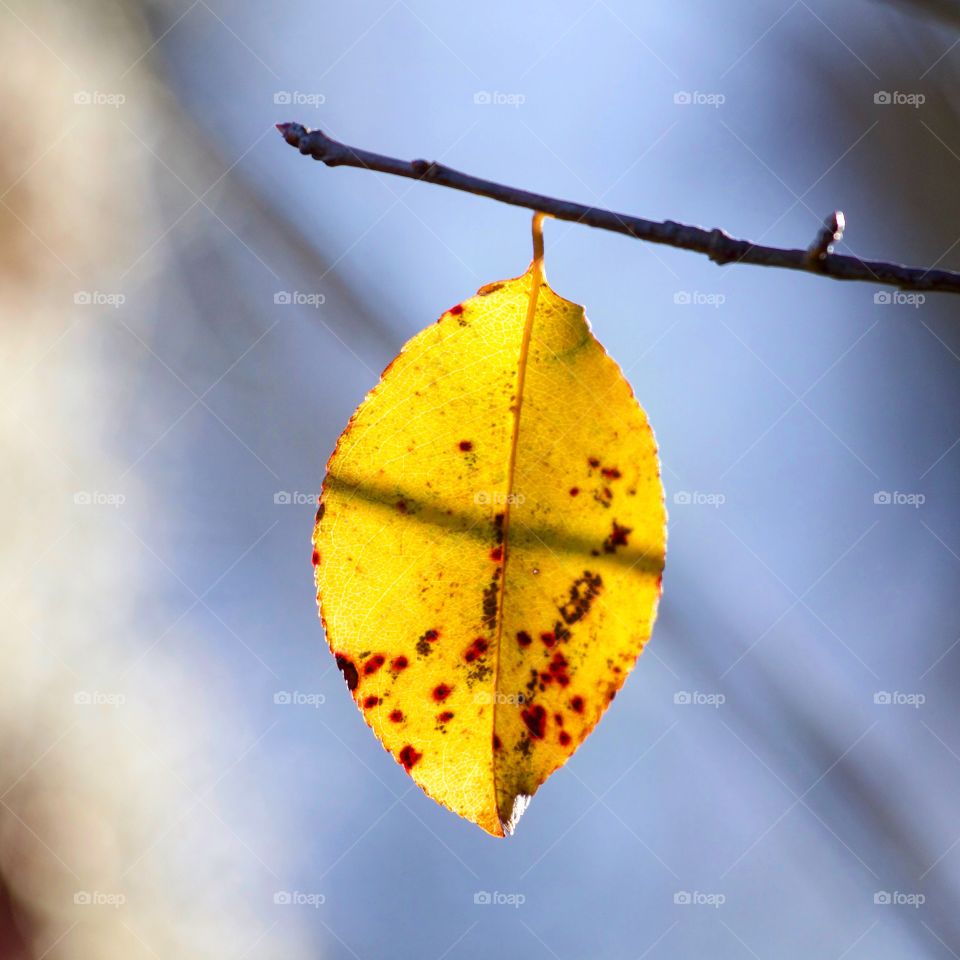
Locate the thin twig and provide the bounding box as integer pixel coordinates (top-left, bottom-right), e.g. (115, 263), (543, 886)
(276, 122), (960, 295)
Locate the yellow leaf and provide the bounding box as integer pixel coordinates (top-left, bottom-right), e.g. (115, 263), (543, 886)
(314, 216), (666, 836)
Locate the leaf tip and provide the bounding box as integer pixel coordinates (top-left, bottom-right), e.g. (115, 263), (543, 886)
(500, 793), (532, 837)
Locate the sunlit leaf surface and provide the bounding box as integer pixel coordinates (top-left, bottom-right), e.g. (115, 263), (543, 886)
(314, 254), (666, 836)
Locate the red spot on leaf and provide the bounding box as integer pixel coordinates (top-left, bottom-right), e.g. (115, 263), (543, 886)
(389, 709), (404, 722)
(363, 695), (380, 709)
(521, 704), (547, 739)
(311, 548), (320, 565)
(437, 711), (454, 723)
(570, 695), (585, 714)
(363, 654), (386, 675)
(464, 637), (489, 663)
(493, 734), (502, 750)
(432, 683), (452, 702)
(449, 304), (464, 316)
(391, 655), (409, 672)
(601, 466), (622, 480)
(396, 500), (408, 513)
(569, 487), (579, 497)
(517, 630), (533, 647)
(399, 745), (422, 769)
(540, 631), (557, 648)
(548, 652), (570, 687)
(490, 546), (503, 562)
(588, 457), (600, 468)
(458, 439), (473, 451)
(559, 731), (572, 746)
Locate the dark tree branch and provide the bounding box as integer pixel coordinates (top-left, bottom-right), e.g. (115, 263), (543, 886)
(276, 122), (960, 295)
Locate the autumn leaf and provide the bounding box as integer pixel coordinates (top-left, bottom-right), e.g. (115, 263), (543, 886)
(313, 215), (666, 836)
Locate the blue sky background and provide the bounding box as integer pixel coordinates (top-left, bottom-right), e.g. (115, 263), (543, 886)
(68, 1), (960, 956)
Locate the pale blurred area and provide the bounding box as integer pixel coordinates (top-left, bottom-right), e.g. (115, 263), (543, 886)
(2, 0), (960, 958)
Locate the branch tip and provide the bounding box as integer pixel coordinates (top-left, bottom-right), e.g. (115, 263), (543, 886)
(807, 211), (846, 266)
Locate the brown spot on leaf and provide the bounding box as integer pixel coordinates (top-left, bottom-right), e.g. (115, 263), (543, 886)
(416, 628), (439, 657)
(335, 654), (359, 692)
(570, 695), (585, 714)
(482, 577), (499, 631)
(517, 630), (533, 647)
(560, 571), (603, 625)
(588, 457), (600, 468)
(603, 521), (632, 554)
(315, 502), (325, 524)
